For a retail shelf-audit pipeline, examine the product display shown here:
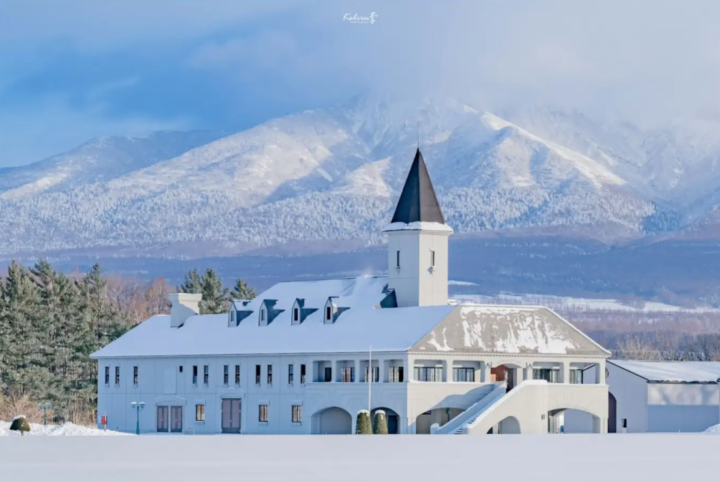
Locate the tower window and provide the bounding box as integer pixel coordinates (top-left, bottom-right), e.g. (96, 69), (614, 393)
(431, 250), (435, 267)
(396, 250), (400, 268)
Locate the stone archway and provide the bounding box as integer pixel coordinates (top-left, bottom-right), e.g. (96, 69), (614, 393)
(311, 407), (352, 434)
(549, 408), (602, 434)
(415, 407), (465, 434)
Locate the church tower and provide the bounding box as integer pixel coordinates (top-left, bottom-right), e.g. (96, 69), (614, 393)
(384, 149), (452, 307)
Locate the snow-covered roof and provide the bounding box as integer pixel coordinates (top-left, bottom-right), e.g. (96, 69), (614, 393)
(610, 360), (720, 383)
(231, 276), (394, 326)
(412, 305), (610, 356)
(91, 305), (456, 358)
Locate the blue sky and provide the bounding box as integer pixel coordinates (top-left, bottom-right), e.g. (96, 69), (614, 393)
(2, 1), (720, 167)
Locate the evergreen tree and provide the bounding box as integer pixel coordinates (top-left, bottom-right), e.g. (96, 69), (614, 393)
(230, 278), (256, 300)
(200, 269), (228, 314)
(373, 410), (388, 434)
(355, 410), (372, 434)
(179, 269), (203, 294)
(0, 261), (42, 397)
(9, 415), (31, 435)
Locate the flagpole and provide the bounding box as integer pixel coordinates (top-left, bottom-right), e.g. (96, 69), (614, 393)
(368, 345), (372, 414)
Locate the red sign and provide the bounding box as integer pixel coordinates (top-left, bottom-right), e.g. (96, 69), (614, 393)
(101, 415), (107, 426)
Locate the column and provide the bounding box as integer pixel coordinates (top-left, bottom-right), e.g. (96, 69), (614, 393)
(562, 362), (570, 384)
(597, 361), (606, 384)
(444, 359), (453, 382)
(481, 362), (491, 383)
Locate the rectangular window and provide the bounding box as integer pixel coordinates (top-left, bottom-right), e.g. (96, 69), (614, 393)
(104, 366), (110, 385)
(267, 365), (273, 385)
(291, 405), (302, 423)
(325, 306), (332, 321)
(293, 308), (299, 322)
(192, 365), (198, 385)
(323, 366), (332, 382)
(341, 366), (355, 383)
(533, 368), (560, 383)
(396, 250), (400, 268)
(195, 404), (205, 422)
(255, 365), (261, 385)
(389, 366), (404, 383)
(179, 366), (183, 373)
(300, 364), (306, 384)
(453, 367), (475, 382)
(414, 366), (443, 382)
(259, 404), (268, 423)
(223, 365), (229, 385)
(133, 366), (139, 385)
(235, 365), (240, 385)
(261, 309), (265, 322)
(288, 364), (294, 384)
(431, 250), (435, 267)
(115, 366), (120, 385)
(203, 365), (209, 385)
(569, 369), (583, 384)
(365, 366), (379, 383)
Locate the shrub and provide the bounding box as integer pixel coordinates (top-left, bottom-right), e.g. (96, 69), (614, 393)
(10, 415), (31, 435)
(355, 410), (372, 434)
(373, 410), (388, 434)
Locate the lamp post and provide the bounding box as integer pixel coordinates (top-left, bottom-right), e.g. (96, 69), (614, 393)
(38, 402), (52, 426)
(130, 401), (145, 435)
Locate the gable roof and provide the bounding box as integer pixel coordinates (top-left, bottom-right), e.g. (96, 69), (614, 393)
(411, 305), (610, 356)
(391, 148), (445, 224)
(609, 360), (720, 383)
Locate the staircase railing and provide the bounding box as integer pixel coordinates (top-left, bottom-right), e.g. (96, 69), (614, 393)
(433, 382), (506, 434)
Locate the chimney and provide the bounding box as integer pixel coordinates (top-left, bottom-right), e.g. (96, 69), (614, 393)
(169, 293), (202, 328)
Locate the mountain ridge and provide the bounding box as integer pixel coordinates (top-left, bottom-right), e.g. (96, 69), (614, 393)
(1, 97), (719, 258)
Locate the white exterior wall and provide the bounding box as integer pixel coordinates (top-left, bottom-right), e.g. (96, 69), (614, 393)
(97, 353), (411, 435)
(606, 362), (648, 433)
(387, 229), (450, 307)
(98, 352), (607, 435)
(646, 384), (719, 433)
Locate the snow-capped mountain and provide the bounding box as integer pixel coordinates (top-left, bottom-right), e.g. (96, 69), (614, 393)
(1, 96), (719, 258)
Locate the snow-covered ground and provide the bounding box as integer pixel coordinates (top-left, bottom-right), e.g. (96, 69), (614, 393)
(453, 292), (720, 313)
(0, 420), (130, 436)
(705, 424), (720, 434)
(0, 434), (718, 481)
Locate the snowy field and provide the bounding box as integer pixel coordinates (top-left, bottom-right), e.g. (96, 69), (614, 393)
(0, 421), (130, 437)
(1, 435), (719, 482)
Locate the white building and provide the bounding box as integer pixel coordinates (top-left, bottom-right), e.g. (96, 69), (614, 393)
(606, 360), (720, 433)
(92, 149), (611, 435)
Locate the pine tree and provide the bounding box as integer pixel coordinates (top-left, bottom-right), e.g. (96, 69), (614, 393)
(373, 410), (388, 434)
(355, 410), (372, 434)
(0, 261), (42, 397)
(200, 269), (228, 314)
(230, 278), (256, 300)
(179, 269), (203, 294)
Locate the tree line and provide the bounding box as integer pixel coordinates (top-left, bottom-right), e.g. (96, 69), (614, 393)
(0, 261), (255, 424)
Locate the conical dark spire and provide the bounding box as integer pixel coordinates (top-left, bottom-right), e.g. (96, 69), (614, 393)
(391, 149), (445, 224)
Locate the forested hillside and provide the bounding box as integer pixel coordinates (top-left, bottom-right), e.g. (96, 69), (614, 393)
(0, 261), (254, 424)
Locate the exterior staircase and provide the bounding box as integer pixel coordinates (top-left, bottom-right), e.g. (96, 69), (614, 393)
(433, 382), (507, 435)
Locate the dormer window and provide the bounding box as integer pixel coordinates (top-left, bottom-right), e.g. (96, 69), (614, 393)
(231, 311), (236, 322)
(294, 308), (299, 322)
(325, 306), (332, 321)
(261, 309), (265, 322)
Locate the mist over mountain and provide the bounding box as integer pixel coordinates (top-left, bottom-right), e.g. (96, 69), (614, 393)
(1, 95), (719, 259)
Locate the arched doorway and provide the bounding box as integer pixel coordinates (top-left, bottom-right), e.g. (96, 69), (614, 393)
(608, 393), (617, 433)
(497, 416), (520, 434)
(311, 407), (352, 434)
(549, 408), (602, 434)
(415, 407), (464, 434)
(371, 408), (400, 434)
